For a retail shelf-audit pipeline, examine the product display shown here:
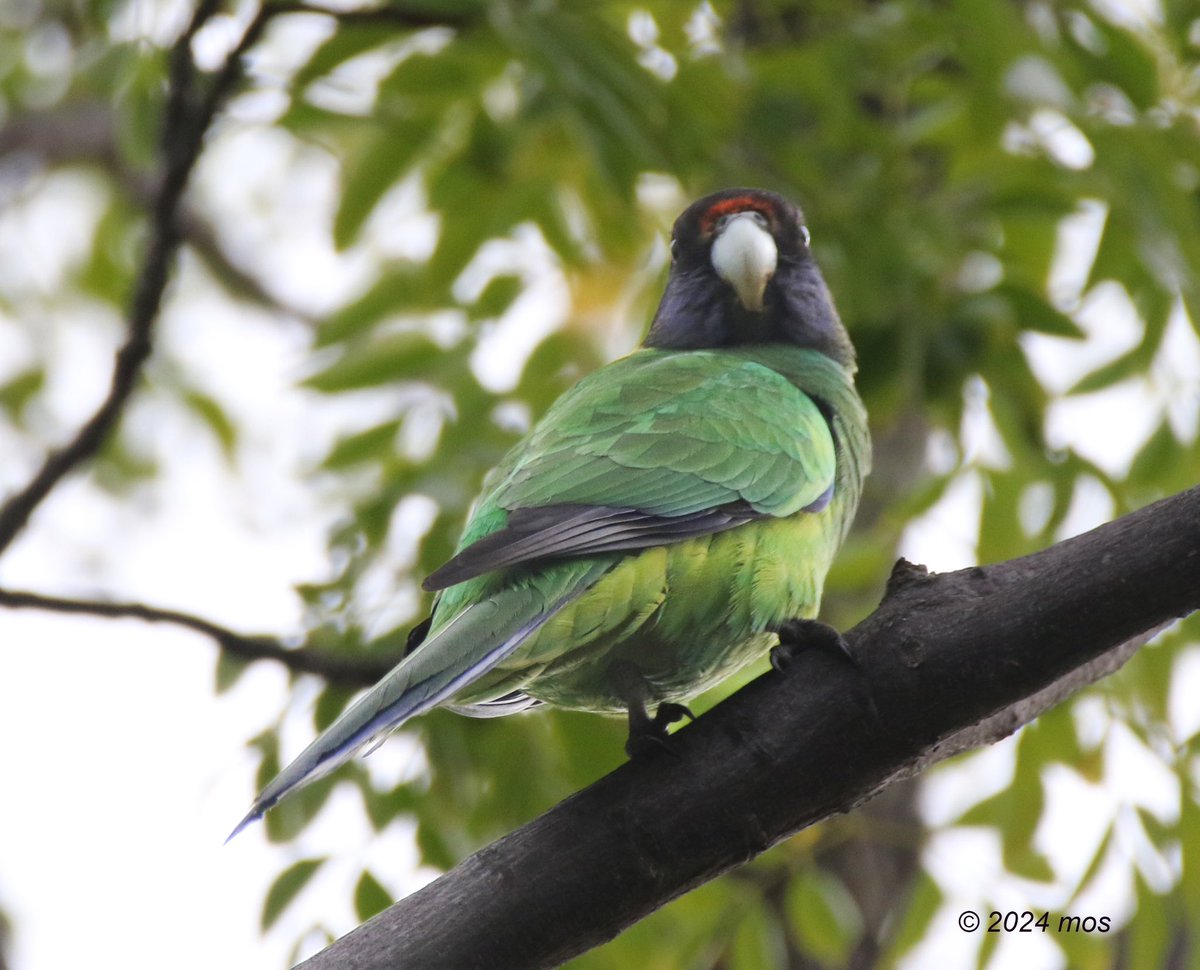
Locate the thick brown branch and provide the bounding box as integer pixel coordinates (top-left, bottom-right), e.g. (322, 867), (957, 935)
(0, 587), (393, 687)
(0, 1), (253, 556)
(296, 484), (1200, 970)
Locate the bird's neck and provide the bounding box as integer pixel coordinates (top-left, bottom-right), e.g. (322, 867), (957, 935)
(643, 261), (855, 369)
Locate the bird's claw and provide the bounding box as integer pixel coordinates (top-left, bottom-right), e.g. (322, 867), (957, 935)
(654, 702), (695, 728)
(771, 618), (857, 671)
(773, 618), (880, 731)
(625, 702), (695, 760)
(611, 659), (695, 759)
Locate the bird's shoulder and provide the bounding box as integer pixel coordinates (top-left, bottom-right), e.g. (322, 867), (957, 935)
(524, 346), (832, 443)
(493, 348), (838, 514)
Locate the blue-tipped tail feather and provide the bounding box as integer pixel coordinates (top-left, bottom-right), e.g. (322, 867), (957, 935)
(227, 577), (602, 840)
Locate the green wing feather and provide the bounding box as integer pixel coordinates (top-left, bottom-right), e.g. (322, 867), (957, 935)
(424, 349), (838, 589)
(501, 350), (835, 515)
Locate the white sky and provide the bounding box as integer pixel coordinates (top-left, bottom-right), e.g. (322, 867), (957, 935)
(1, 4), (1197, 970)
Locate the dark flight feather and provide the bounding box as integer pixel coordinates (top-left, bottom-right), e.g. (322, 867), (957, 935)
(423, 501), (760, 591)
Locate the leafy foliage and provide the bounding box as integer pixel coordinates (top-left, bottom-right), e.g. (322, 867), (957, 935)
(2, 0), (1200, 967)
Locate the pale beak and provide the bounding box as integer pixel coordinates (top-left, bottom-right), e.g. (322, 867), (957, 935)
(710, 213), (778, 312)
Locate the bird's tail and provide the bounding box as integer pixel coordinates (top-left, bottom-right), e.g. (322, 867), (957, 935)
(227, 577), (595, 841)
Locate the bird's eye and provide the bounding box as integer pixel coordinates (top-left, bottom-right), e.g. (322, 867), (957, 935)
(800, 225), (811, 247)
(670, 237), (679, 260)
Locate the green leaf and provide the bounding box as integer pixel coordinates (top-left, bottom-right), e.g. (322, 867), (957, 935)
(253, 730), (339, 843)
(1127, 420), (1180, 488)
(252, 731), (281, 792)
(1127, 874), (1169, 969)
(1179, 795), (1200, 931)
(260, 858), (326, 931)
(314, 685), (354, 732)
(353, 869), (394, 922)
(958, 733), (1051, 882)
(293, 22), (401, 90)
(996, 284), (1085, 339)
(1066, 342), (1154, 395)
(114, 47), (167, 168)
(376, 35), (501, 116)
(183, 389), (237, 460)
(360, 777), (420, 830)
(304, 334), (445, 392)
(318, 273), (449, 347)
(77, 199), (139, 305)
(979, 471), (1029, 564)
(0, 368), (44, 415)
(415, 809), (457, 870)
(1006, 846), (1055, 882)
(1028, 704), (1083, 767)
(323, 420), (404, 470)
(878, 871), (942, 967)
(279, 99), (372, 139)
(977, 917), (1001, 968)
(729, 903), (783, 970)
(424, 169), (516, 285)
(468, 274), (522, 320)
(785, 868), (862, 964)
(1068, 824), (1114, 904)
(265, 775), (339, 844)
(1079, 17), (1159, 110)
(214, 651), (249, 695)
(333, 123), (430, 250)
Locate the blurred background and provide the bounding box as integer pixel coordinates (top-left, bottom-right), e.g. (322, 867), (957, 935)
(1, 0), (1199, 967)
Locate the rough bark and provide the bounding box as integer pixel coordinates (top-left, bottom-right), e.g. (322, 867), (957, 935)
(297, 483), (1200, 970)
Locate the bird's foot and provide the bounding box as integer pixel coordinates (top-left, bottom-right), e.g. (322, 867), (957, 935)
(654, 702), (695, 729)
(625, 702), (695, 759)
(772, 618), (882, 732)
(610, 659), (694, 759)
(770, 618), (857, 672)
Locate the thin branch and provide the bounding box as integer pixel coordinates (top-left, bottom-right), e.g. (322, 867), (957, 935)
(8, 104), (299, 319)
(0, 101), (318, 324)
(0, 587), (393, 687)
(265, 1), (476, 29)
(0, 0), (487, 556)
(0, 1), (255, 556)
(296, 484), (1200, 970)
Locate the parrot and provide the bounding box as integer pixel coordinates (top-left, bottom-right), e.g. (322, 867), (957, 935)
(230, 187), (870, 839)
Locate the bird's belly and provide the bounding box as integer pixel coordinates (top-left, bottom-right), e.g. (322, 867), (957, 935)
(483, 514), (835, 713)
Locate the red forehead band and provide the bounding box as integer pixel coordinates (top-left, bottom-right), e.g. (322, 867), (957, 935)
(699, 196), (776, 235)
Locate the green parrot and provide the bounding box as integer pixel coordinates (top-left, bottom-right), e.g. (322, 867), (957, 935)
(231, 187), (870, 838)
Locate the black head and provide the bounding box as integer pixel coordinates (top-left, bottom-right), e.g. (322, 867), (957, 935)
(644, 188), (853, 367)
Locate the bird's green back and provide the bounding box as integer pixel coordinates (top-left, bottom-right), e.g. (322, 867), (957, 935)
(431, 345), (866, 625)
(423, 343), (869, 712)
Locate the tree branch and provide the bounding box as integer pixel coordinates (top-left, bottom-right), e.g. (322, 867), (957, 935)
(264, 1), (476, 30)
(0, 587), (393, 687)
(296, 484), (1200, 970)
(0, 102), (319, 325)
(0, 1), (262, 556)
(0, 0), (487, 557)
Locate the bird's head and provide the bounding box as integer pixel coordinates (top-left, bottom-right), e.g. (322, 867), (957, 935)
(644, 188), (853, 367)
